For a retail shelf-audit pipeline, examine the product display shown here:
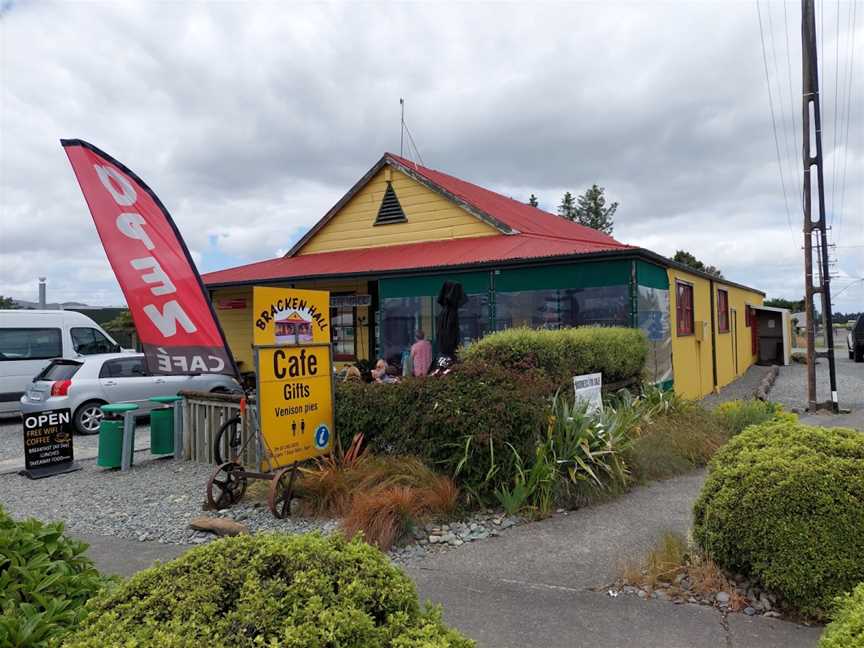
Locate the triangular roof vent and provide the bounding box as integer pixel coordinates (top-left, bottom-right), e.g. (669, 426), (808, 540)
(374, 182), (407, 225)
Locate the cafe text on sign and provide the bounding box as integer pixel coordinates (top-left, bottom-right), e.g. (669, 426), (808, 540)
(257, 345), (334, 468)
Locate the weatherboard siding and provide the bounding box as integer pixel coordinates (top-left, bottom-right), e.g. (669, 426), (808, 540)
(298, 167), (498, 255)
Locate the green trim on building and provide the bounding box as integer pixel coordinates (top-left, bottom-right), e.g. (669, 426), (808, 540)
(379, 271), (490, 298)
(493, 260), (631, 292)
(635, 260), (669, 290)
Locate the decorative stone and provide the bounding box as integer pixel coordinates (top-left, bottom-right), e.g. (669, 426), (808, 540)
(744, 607), (756, 616)
(189, 516), (249, 536)
(759, 593), (772, 610)
(715, 591), (730, 605)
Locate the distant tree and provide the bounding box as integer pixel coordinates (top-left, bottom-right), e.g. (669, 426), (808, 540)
(528, 194), (539, 208)
(764, 297), (806, 312)
(571, 184), (617, 235)
(557, 192), (576, 219)
(672, 250), (723, 278)
(104, 309), (138, 348)
(0, 296), (18, 309)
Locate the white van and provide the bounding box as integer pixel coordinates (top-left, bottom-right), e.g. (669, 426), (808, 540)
(0, 310), (121, 415)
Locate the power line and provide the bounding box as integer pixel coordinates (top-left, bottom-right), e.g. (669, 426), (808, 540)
(829, 0), (843, 228)
(783, 1), (803, 209)
(756, 0), (796, 242)
(838, 0), (859, 241)
(767, 2), (799, 212)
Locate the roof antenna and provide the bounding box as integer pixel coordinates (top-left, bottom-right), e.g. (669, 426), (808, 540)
(400, 98), (405, 157)
(398, 98), (425, 168)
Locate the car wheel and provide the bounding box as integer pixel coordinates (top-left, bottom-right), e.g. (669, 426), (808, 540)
(850, 349), (856, 360)
(856, 346), (864, 363)
(74, 401), (106, 435)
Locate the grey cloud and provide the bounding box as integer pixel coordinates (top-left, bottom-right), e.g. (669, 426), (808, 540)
(1, 1), (861, 310)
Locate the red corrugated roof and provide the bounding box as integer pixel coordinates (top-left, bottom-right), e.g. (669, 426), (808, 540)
(384, 153), (621, 245)
(203, 233), (631, 285)
(202, 153), (632, 286)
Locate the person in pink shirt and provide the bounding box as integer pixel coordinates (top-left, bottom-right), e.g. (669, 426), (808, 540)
(410, 329), (433, 377)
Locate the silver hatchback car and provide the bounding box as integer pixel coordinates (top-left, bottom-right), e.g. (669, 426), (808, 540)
(20, 353), (240, 434)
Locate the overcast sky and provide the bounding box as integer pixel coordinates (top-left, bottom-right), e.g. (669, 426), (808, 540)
(1, 1), (861, 311)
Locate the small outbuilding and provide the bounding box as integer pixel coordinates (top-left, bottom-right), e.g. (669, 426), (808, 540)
(202, 153), (773, 399)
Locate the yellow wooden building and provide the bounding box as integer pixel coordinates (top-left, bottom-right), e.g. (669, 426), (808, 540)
(203, 153), (783, 399)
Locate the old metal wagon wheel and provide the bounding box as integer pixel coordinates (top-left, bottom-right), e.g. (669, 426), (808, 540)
(206, 462), (247, 510)
(268, 466), (298, 519)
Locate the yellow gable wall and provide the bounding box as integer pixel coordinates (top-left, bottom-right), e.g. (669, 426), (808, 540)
(210, 279), (371, 371)
(669, 270), (714, 399)
(714, 285), (764, 389)
(298, 166), (499, 255)
(670, 267), (765, 399)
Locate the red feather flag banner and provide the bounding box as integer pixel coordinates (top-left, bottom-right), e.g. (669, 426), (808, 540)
(61, 139), (238, 377)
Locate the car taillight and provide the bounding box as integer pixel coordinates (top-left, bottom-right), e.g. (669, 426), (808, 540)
(51, 380), (72, 397)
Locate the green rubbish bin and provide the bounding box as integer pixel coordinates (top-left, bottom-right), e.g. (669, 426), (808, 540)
(97, 403), (138, 468)
(149, 396), (182, 456)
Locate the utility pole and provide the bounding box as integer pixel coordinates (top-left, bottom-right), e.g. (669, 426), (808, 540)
(801, 0), (839, 412)
(400, 98), (405, 157)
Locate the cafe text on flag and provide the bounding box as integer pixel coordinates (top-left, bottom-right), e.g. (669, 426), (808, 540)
(61, 139), (237, 377)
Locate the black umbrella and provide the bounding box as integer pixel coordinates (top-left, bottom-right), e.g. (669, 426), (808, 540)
(436, 281), (467, 359)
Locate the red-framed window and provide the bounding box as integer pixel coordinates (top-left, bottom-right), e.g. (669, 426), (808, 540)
(676, 281), (694, 336)
(717, 289), (729, 333)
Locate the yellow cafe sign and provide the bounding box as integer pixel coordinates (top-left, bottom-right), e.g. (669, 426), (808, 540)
(252, 287), (334, 468)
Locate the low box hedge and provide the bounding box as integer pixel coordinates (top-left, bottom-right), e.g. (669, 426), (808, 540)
(692, 420), (864, 619)
(336, 361), (554, 502)
(63, 533), (473, 647)
(819, 581), (864, 648)
(460, 326), (647, 387)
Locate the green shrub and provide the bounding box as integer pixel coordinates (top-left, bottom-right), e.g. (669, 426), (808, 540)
(693, 420), (864, 619)
(64, 533), (472, 648)
(460, 326), (647, 386)
(713, 399), (789, 436)
(0, 507), (105, 648)
(819, 582), (864, 648)
(626, 403), (730, 483)
(336, 361), (553, 503)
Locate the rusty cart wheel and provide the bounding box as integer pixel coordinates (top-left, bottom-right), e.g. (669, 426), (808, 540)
(268, 465), (298, 519)
(206, 462), (247, 510)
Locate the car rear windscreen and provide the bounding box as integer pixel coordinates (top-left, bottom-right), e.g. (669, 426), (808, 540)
(38, 362), (81, 381)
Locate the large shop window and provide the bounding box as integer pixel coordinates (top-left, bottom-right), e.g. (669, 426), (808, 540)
(330, 305), (356, 361)
(380, 294), (489, 366)
(717, 289), (729, 333)
(494, 285), (630, 330)
(676, 282), (694, 336)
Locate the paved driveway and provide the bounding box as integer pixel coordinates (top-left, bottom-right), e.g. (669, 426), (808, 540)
(770, 350), (864, 430)
(407, 472), (821, 648)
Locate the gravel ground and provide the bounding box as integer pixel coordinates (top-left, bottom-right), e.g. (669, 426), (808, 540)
(0, 424), (523, 559)
(769, 350), (864, 413)
(0, 453), (339, 544)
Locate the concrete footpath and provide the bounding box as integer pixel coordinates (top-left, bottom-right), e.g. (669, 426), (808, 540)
(406, 471), (821, 648)
(78, 470), (822, 648)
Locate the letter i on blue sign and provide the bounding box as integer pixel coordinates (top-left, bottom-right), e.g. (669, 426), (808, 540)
(314, 424), (330, 449)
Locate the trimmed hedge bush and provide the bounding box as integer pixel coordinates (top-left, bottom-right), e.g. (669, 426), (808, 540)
(0, 506), (105, 647)
(64, 533), (473, 647)
(336, 361), (553, 502)
(819, 582), (864, 648)
(460, 326), (647, 386)
(693, 420), (864, 619)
